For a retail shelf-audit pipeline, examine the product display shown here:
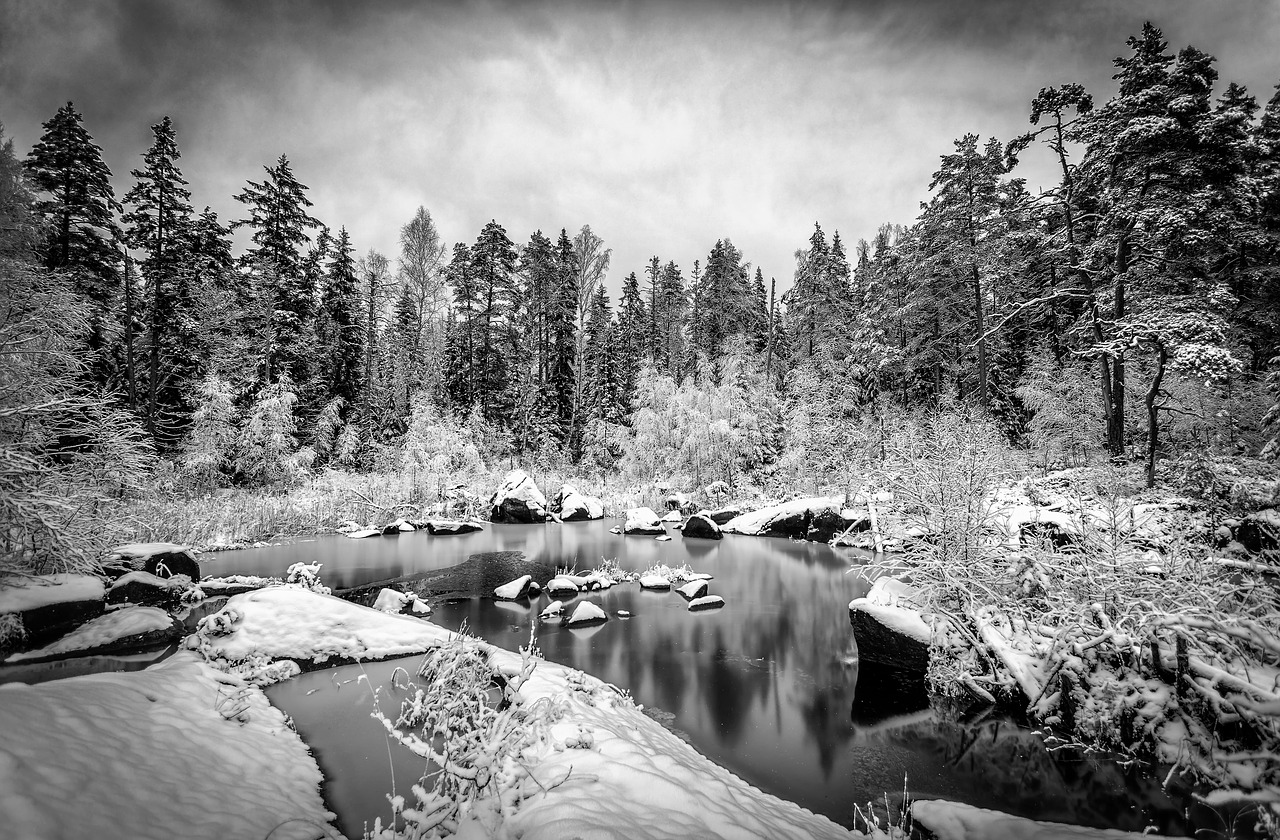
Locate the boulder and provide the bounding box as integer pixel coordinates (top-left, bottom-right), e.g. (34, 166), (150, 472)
(1236, 509), (1280, 554)
(682, 512), (723, 540)
(196, 576), (274, 598)
(0, 574), (106, 646)
(3, 606), (181, 664)
(372, 589), (412, 613)
(344, 528), (382, 540)
(676, 580), (709, 601)
(623, 507), (665, 536)
(551, 484), (605, 522)
(721, 496), (849, 541)
(564, 601), (608, 628)
(707, 506), (743, 526)
(664, 492), (698, 514)
(688, 595), (725, 612)
(489, 469), (549, 523)
(848, 578), (933, 673)
(538, 600), (565, 620)
(426, 519), (484, 536)
(107, 571), (192, 608)
(105, 543), (200, 580)
(546, 576), (581, 596)
(493, 575), (533, 600)
(638, 574), (671, 590)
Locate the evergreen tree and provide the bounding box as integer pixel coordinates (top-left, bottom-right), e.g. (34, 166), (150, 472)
(316, 227), (362, 408)
(552, 228), (579, 444)
(614, 271), (647, 417)
(465, 221), (519, 423)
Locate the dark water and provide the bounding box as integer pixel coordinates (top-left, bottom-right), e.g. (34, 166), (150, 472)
(205, 521), (1198, 837)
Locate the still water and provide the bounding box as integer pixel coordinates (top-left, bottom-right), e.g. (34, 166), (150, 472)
(202, 521), (1196, 837)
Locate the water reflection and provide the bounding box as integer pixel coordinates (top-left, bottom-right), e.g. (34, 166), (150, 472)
(215, 522), (1196, 834)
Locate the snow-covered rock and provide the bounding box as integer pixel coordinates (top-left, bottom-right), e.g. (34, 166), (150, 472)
(4, 606), (180, 664)
(106, 570), (191, 607)
(539, 600), (565, 619)
(721, 496), (849, 541)
(104, 542), (200, 579)
(1236, 508), (1279, 554)
(617, 610), (632, 618)
(546, 576), (581, 596)
(0, 653), (336, 839)
(661, 510), (683, 522)
(344, 528), (381, 540)
(688, 595), (725, 611)
(655, 534), (672, 541)
(623, 507), (665, 535)
(197, 575), (275, 598)
(848, 577), (934, 672)
(494, 574), (533, 600)
(372, 588), (412, 613)
(683, 511), (723, 540)
(639, 574), (671, 590)
(664, 492), (698, 514)
(911, 799), (1164, 840)
(707, 505), (743, 525)
(383, 518), (416, 533)
(676, 580), (709, 601)
(427, 519), (484, 535)
(335, 519), (361, 533)
(0, 573), (106, 645)
(564, 601), (608, 627)
(551, 484), (605, 521)
(489, 469), (550, 523)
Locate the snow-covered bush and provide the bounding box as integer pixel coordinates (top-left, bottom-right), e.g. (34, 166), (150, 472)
(1014, 353), (1099, 470)
(285, 562), (331, 595)
(180, 373), (239, 490)
(236, 378), (305, 486)
(401, 392), (485, 478)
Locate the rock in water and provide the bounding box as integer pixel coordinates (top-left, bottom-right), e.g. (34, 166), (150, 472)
(427, 519), (484, 536)
(489, 469), (550, 523)
(105, 542), (200, 580)
(372, 589), (412, 613)
(538, 600), (565, 619)
(344, 528), (381, 540)
(682, 512), (723, 540)
(688, 595), (725, 611)
(493, 575), (533, 600)
(564, 601), (608, 627)
(546, 576), (581, 596)
(623, 507), (665, 536)
(551, 484), (606, 522)
(0, 574), (105, 646)
(638, 574), (671, 590)
(676, 580), (709, 601)
(107, 571), (192, 608)
(3, 606), (181, 664)
(721, 496), (850, 541)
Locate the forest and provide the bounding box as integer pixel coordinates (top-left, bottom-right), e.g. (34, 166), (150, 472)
(2, 21), (1279, 570)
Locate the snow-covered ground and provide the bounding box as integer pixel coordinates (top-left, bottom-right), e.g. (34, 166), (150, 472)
(0, 652), (336, 840)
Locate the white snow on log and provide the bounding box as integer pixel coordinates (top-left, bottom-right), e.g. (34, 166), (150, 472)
(539, 600), (565, 619)
(973, 606), (1049, 703)
(0, 653), (335, 840)
(623, 507), (666, 535)
(345, 528), (382, 540)
(190, 587), (453, 668)
(688, 595), (725, 611)
(564, 601), (608, 627)
(4, 606), (175, 663)
(721, 495), (844, 535)
(911, 799), (1165, 840)
(494, 575), (533, 600)
(0, 574), (104, 614)
(639, 574), (671, 590)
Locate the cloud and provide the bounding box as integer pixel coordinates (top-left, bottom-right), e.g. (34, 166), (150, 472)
(1, 0), (1277, 293)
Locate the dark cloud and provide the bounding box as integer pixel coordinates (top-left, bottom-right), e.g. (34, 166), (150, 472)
(1, 0), (1277, 290)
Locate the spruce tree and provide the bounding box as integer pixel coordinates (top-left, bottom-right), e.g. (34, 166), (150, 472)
(316, 227), (362, 408)
(552, 228), (579, 443)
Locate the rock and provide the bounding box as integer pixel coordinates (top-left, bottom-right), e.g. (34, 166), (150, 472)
(344, 528), (381, 540)
(806, 507), (850, 542)
(0, 574), (106, 647)
(527, 580), (542, 596)
(196, 576), (274, 598)
(494, 575), (533, 600)
(848, 578), (933, 673)
(661, 510), (682, 522)
(107, 571), (192, 608)
(676, 580), (709, 601)
(616, 610), (632, 618)
(336, 520), (361, 534)
(655, 534), (672, 542)
(372, 589), (412, 613)
(623, 507), (665, 535)
(381, 518), (416, 533)
(426, 519), (484, 536)
(707, 506), (743, 525)
(1236, 509), (1280, 554)
(721, 496), (847, 540)
(546, 576), (581, 596)
(564, 601), (608, 627)
(489, 469), (549, 523)
(687, 595), (725, 611)
(409, 598), (432, 615)
(106, 543), (200, 580)
(3, 606), (182, 664)
(682, 512), (723, 540)
(638, 574), (671, 590)
(551, 484), (605, 522)
(538, 600), (565, 619)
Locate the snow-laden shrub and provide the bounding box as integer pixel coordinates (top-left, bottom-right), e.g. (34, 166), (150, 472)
(1014, 353), (1099, 471)
(401, 392), (485, 478)
(285, 562), (330, 595)
(236, 379), (305, 486)
(181, 373), (238, 490)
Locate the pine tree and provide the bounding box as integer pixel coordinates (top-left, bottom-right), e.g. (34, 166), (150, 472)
(614, 271), (647, 417)
(466, 221), (519, 422)
(316, 228), (362, 408)
(552, 229), (579, 444)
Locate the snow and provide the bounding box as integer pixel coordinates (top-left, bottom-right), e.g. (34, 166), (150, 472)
(676, 580), (708, 600)
(911, 799), (1165, 839)
(494, 575), (533, 600)
(373, 588), (412, 612)
(345, 528), (382, 539)
(546, 576), (581, 595)
(661, 510), (682, 522)
(564, 601), (608, 627)
(0, 653), (335, 840)
(109, 570), (187, 594)
(623, 507), (665, 535)
(107, 542), (190, 561)
(638, 574), (671, 590)
(655, 534), (672, 541)
(0, 574), (104, 614)
(490, 469), (549, 522)
(3, 606), (175, 663)
(190, 587), (453, 670)
(688, 595), (725, 611)
(848, 577), (933, 645)
(539, 600), (565, 619)
(721, 495), (844, 536)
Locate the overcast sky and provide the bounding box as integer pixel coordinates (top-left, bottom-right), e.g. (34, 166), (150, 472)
(2, 0), (1278, 295)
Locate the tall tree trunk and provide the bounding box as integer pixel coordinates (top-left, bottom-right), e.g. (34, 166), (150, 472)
(1145, 347), (1167, 488)
(121, 248), (138, 410)
(1108, 231), (1130, 456)
(971, 261), (988, 408)
(147, 186), (165, 435)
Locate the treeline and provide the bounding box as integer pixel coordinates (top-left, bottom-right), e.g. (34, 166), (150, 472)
(2, 21), (1280, 508)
